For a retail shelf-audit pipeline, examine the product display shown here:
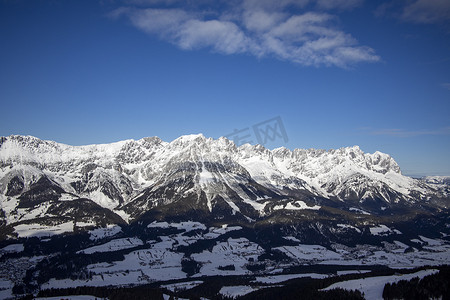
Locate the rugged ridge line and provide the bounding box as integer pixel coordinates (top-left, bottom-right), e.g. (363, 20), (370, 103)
(0, 134), (448, 237)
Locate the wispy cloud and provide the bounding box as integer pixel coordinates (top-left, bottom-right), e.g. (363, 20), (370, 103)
(401, 0), (450, 24)
(111, 0), (380, 68)
(442, 83), (450, 90)
(375, 0), (450, 24)
(368, 127), (450, 137)
(316, 0), (363, 11)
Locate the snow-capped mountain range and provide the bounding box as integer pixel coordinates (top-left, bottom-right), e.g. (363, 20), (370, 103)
(0, 134), (448, 237)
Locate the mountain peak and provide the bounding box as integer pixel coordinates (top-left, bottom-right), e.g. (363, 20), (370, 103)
(1, 133), (441, 224)
(173, 133), (206, 141)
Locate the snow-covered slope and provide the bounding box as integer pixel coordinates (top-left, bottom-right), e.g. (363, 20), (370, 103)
(0, 134), (448, 234)
(423, 176), (450, 185)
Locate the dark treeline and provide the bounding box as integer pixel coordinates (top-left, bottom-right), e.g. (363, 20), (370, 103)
(382, 266), (450, 300)
(240, 284), (363, 300)
(18, 266), (450, 300)
(36, 285), (165, 300)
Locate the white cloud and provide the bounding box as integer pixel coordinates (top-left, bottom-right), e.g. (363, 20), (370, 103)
(269, 13), (335, 40)
(177, 20), (249, 54)
(442, 83), (450, 90)
(131, 8), (189, 34)
(113, 8), (252, 55)
(112, 1), (380, 67)
(242, 0), (310, 11)
(401, 0), (450, 23)
(259, 12), (379, 67)
(370, 127), (450, 137)
(377, 0), (450, 24)
(124, 0), (183, 5)
(316, 0), (363, 10)
(243, 10), (287, 32)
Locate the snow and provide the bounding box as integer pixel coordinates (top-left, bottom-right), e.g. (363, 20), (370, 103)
(198, 161), (216, 211)
(88, 189), (120, 211)
(44, 238), (187, 289)
(10, 201), (54, 223)
(75, 221), (96, 228)
(147, 221), (171, 229)
(1, 134), (444, 232)
(0, 135), (131, 167)
(36, 296), (105, 300)
(42, 270), (148, 289)
(114, 209), (131, 223)
(1, 135), (450, 294)
(171, 134), (206, 144)
(411, 238), (425, 245)
(0, 279), (13, 289)
(39, 224), (256, 289)
(40, 223), (264, 289)
(199, 162), (215, 186)
(191, 237), (264, 277)
(3, 217), (450, 295)
(59, 193), (79, 201)
(323, 269), (439, 300)
(0, 279), (13, 300)
(221, 195), (241, 214)
(393, 241), (409, 250)
(419, 235), (442, 246)
(337, 224), (361, 233)
(241, 198), (267, 214)
(161, 280), (203, 292)
(323, 240), (450, 268)
(349, 207), (371, 215)
(85, 237), (186, 282)
(0, 289), (13, 299)
(204, 225), (242, 239)
(370, 225), (397, 236)
(78, 237), (143, 254)
(283, 236), (300, 242)
(423, 176), (450, 184)
(219, 285), (259, 298)
(274, 244), (342, 262)
(14, 221), (74, 238)
(1, 243), (24, 253)
(89, 225), (122, 240)
(253, 273), (328, 284)
(147, 221), (207, 232)
(273, 200), (320, 210)
(336, 270), (371, 276)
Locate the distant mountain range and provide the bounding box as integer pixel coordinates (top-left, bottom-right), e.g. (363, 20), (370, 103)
(1, 134), (449, 299)
(0, 134), (448, 239)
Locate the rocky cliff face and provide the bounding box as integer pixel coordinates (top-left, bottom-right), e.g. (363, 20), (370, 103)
(0, 134), (448, 238)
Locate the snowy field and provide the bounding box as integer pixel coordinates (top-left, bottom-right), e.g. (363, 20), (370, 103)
(147, 221), (207, 232)
(36, 222), (450, 290)
(191, 237), (264, 276)
(89, 225), (122, 240)
(0, 243), (24, 254)
(323, 269), (439, 300)
(78, 237), (143, 254)
(325, 236), (450, 268)
(219, 285), (259, 298)
(0, 279), (13, 300)
(275, 244), (342, 262)
(14, 222), (74, 238)
(253, 273), (328, 284)
(161, 281), (203, 292)
(36, 296), (105, 300)
(0, 220), (448, 299)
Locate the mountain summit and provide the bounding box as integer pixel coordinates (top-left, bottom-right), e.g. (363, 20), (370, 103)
(0, 134), (448, 238)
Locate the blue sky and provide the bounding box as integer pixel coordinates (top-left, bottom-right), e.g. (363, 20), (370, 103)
(0, 0), (449, 176)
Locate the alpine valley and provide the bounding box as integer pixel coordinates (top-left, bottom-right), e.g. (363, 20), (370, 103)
(0, 134), (449, 300)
